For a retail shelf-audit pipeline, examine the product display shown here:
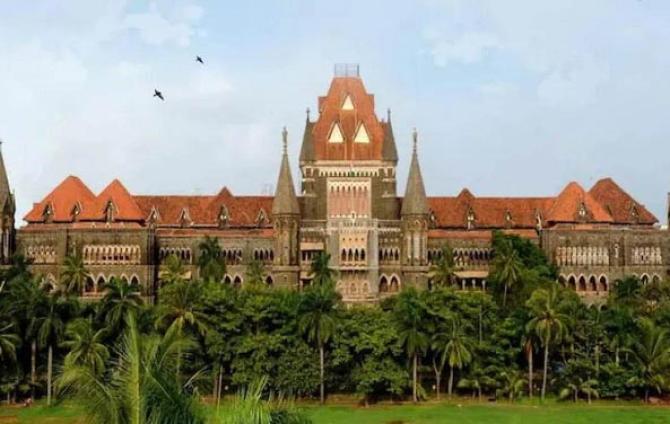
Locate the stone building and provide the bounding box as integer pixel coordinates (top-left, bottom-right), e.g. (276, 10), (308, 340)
(9, 66), (669, 303)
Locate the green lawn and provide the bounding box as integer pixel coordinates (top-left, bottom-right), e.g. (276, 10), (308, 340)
(1, 400), (669, 423)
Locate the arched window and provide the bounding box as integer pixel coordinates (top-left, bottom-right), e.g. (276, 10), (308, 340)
(568, 275), (577, 291)
(223, 275), (232, 285)
(598, 275), (608, 292)
(85, 276), (95, 294)
(379, 276), (388, 293)
(233, 275), (242, 287)
(390, 276), (400, 293)
(588, 275), (597, 292)
(265, 276), (273, 286)
(578, 276), (586, 292)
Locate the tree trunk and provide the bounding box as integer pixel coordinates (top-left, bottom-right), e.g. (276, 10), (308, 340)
(478, 306), (483, 344)
(319, 344), (325, 404)
(31, 340), (36, 398)
(645, 388), (649, 403)
(47, 344), (53, 406)
(528, 347), (533, 400)
(412, 353), (418, 403)
(448, 365), (454, 397)
(615, 347), (620, 367)
(503, 284), (508, 307)
(595, 345), (600, 376)
(573, 390), (577, 402)
(434, 366), (442, 400)
(541, 344), (549, 400)
(216, 365), (223, 410)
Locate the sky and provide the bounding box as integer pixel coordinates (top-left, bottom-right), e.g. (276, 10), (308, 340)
(1, 0), (669, 223)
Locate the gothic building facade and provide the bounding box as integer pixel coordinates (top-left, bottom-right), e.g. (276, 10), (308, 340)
(7, 68), (669, 303)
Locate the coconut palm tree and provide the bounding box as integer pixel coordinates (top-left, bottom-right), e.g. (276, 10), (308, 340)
(493, 240), (523, 307)
(298, 281), (340, 404)
(57, 314), (203, 424)
(162, 254), (186, 286)
(394, 288), (429, 403)
(433, 318), (472, 397)
(428, 245), (457, 288)
(61, 318), (109, 376)
(627, 318), (670, 402)
(522, 328), (537, 399)
(559, 377), (599, 403)
(0, 322), (20, 363)
(60, 254), (89, 296)
(31, 294), (72, 406)
(155, 280), (208, 381)
(310, 252), (336, 287)
(198, 236), (226, 282)
(97, 277), (143, 334)
(526, 287), (569, 400)
(497, 370), (526, 402)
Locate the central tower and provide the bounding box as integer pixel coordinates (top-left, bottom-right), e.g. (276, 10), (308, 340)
(298, 65), (400, 302)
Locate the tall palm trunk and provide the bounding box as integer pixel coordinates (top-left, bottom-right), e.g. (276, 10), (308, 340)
(478, 305), (483, 343)
(47, 344), (53, 406)
(528, 347), (533, 399)
(216, 365), (223, 411)
(503, 284), (508, 307)
(31, 340), (37, 397)
(541, 344), (549, 400)
(412, 353), (418, 403)
(319, 344), (325, 404)
(432, 358), (442, 400)
(448, 365), (454, 397)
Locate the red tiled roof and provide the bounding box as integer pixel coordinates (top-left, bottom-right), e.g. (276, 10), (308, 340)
(79, 179), (144, 222)
(428, 229), (540, 240)
(311, 77), (385, 161)
(589, 178), (657, 224)
(24, 176), (95, 223)
(546, 182), (613, 223)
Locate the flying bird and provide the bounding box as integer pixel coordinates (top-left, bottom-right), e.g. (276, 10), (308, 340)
(153, 89), (164, 101)
(196, 56), (204, 64)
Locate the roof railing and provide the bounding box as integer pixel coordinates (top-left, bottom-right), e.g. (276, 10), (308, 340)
(334, 63), (360, 78)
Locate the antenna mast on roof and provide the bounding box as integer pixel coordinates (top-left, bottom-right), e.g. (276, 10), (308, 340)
(334, 63), (360, 78)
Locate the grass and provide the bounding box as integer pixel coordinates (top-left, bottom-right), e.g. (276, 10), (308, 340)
(1, 399), (669, 423)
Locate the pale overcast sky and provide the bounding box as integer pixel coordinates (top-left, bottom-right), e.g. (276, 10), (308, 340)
(1, 1), (669, 223)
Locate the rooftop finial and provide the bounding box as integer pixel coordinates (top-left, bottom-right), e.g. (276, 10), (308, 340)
(282, 126), (288, 154)
(306, 107), (310, 122)
(412, 128), (418, 154)
(387, 108), (391, 122)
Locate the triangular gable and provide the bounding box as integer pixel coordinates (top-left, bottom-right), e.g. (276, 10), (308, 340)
(328, 122), (344, 143)
(354, 123), (370, 143)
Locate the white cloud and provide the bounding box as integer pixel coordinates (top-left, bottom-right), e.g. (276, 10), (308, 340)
(425, 31), (500, 66)
(124, 2), (202, 47)
(536, 59), (610, 107)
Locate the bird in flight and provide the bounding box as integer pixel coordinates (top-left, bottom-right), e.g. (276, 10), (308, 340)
(153, 89), (164, 101)
(196, 56), (204, 64)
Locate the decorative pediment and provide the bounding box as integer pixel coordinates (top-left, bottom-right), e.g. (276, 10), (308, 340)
(466, 208), (476, 230)
(71, 202), (82, 222)
(147, 207), (160, 225)
(630, 204), (639, 222)
(104, 200), (116, 223)
(179, 208), (191, 227)
(577, 202), (588, 221)
(218, 205), (229, 228)
(256, 208), (268, 226)
(42, 203), (54, 223)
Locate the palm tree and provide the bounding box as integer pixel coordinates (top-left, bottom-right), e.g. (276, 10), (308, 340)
(428, 245), (457, 288)
(57, 314), (203, 424)
(627, 318), (670, 402)
(493, 240), (523, 307)
(31, 294), (72, 406)
(559, 377), (599, 403)
(298, 281), (340, 404)
(97, 277), (143, 336)
(522, 328), (537, 399)
(457, 363), (495, 401)
(394, 288), (429, 403)
(60, 254), (89, 296)
(433, 318), (472, 397)
(526, 287), (569, 400)
(198, 236), (226, 282)
(309, 252), (336, 287)
(0, 322), (20, 363)
(161, 254), (186, 286)
(155, 280), (208, 381)
(497, 370), (526, 402)
(61, 318), (109, 376)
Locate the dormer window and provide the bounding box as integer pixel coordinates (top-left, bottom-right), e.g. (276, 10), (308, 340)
(256, 209), (267, 226)
(341, 94), (354, 110)
(535, 212), (543, 231)
(179, 208), (191, 228)
(104, 201), (115, 223)
(578, 202), (588, 219)
(328, 122), (344, 143)
(218, 205), (229, 228)
(466, 209), (476, 230)
(631, 205), (639, 222)
(71, 203), (81, 222)
(43, 203), (54, 223)
(504, 210), (513, 223)
(353, 123), (370, 143)
(148, 207), (160, 227)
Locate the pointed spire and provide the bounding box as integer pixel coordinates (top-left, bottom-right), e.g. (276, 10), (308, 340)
(306, 107), (311, 122)
(273, 127), (300, 215)
(381, 109), (398, 162)
(401, 129), (429, 216)
(0, 139), (12, 212)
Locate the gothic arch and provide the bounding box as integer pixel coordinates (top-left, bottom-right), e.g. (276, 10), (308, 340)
(233, 275), (243, 287)
(130, 275), (140, 287)
(598, 274), (608, 292)
(567, 274), (577, 291)
(577, 275), (587, 292)
(640, 273), (650, 285)
(652, 274), (662, 284)
(588, 275), (597, 292)
(379, 275), (389, 293)
(265, 275), (274, 286)
(389, 274), (400, 293)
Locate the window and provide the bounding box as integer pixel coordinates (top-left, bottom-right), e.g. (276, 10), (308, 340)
(353, 123), (369, 143)
(328, 123), (344, 143)
(342, 95), (354, 110)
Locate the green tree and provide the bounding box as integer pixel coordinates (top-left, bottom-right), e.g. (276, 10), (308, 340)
(492, 239), (523, 308)
(394, 288), (428, 403)
(526, 287), (569, 400)
(428, 245), (456, 288)
(559, 377), (599, 403)
(162, 254), (186, 286)
(245, 260), (267, 287)
(57, 314), (203, 424)
(156, 280), (208, 381)
(298, 281), (340, 404)
(497, 370), (526, 402)
(61, 318), (109, 376)
(457, 363), (496, 401)
(198, 236), (226, 282)
(309, 252), (336, 286)
(60, 254), (89, 296)
(0, 322), (20, 364)
(627, 318), (670, 402)
(31, 294), (73, 406)
(97, 277), (143, 336)
(433, 318), (472, 397)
